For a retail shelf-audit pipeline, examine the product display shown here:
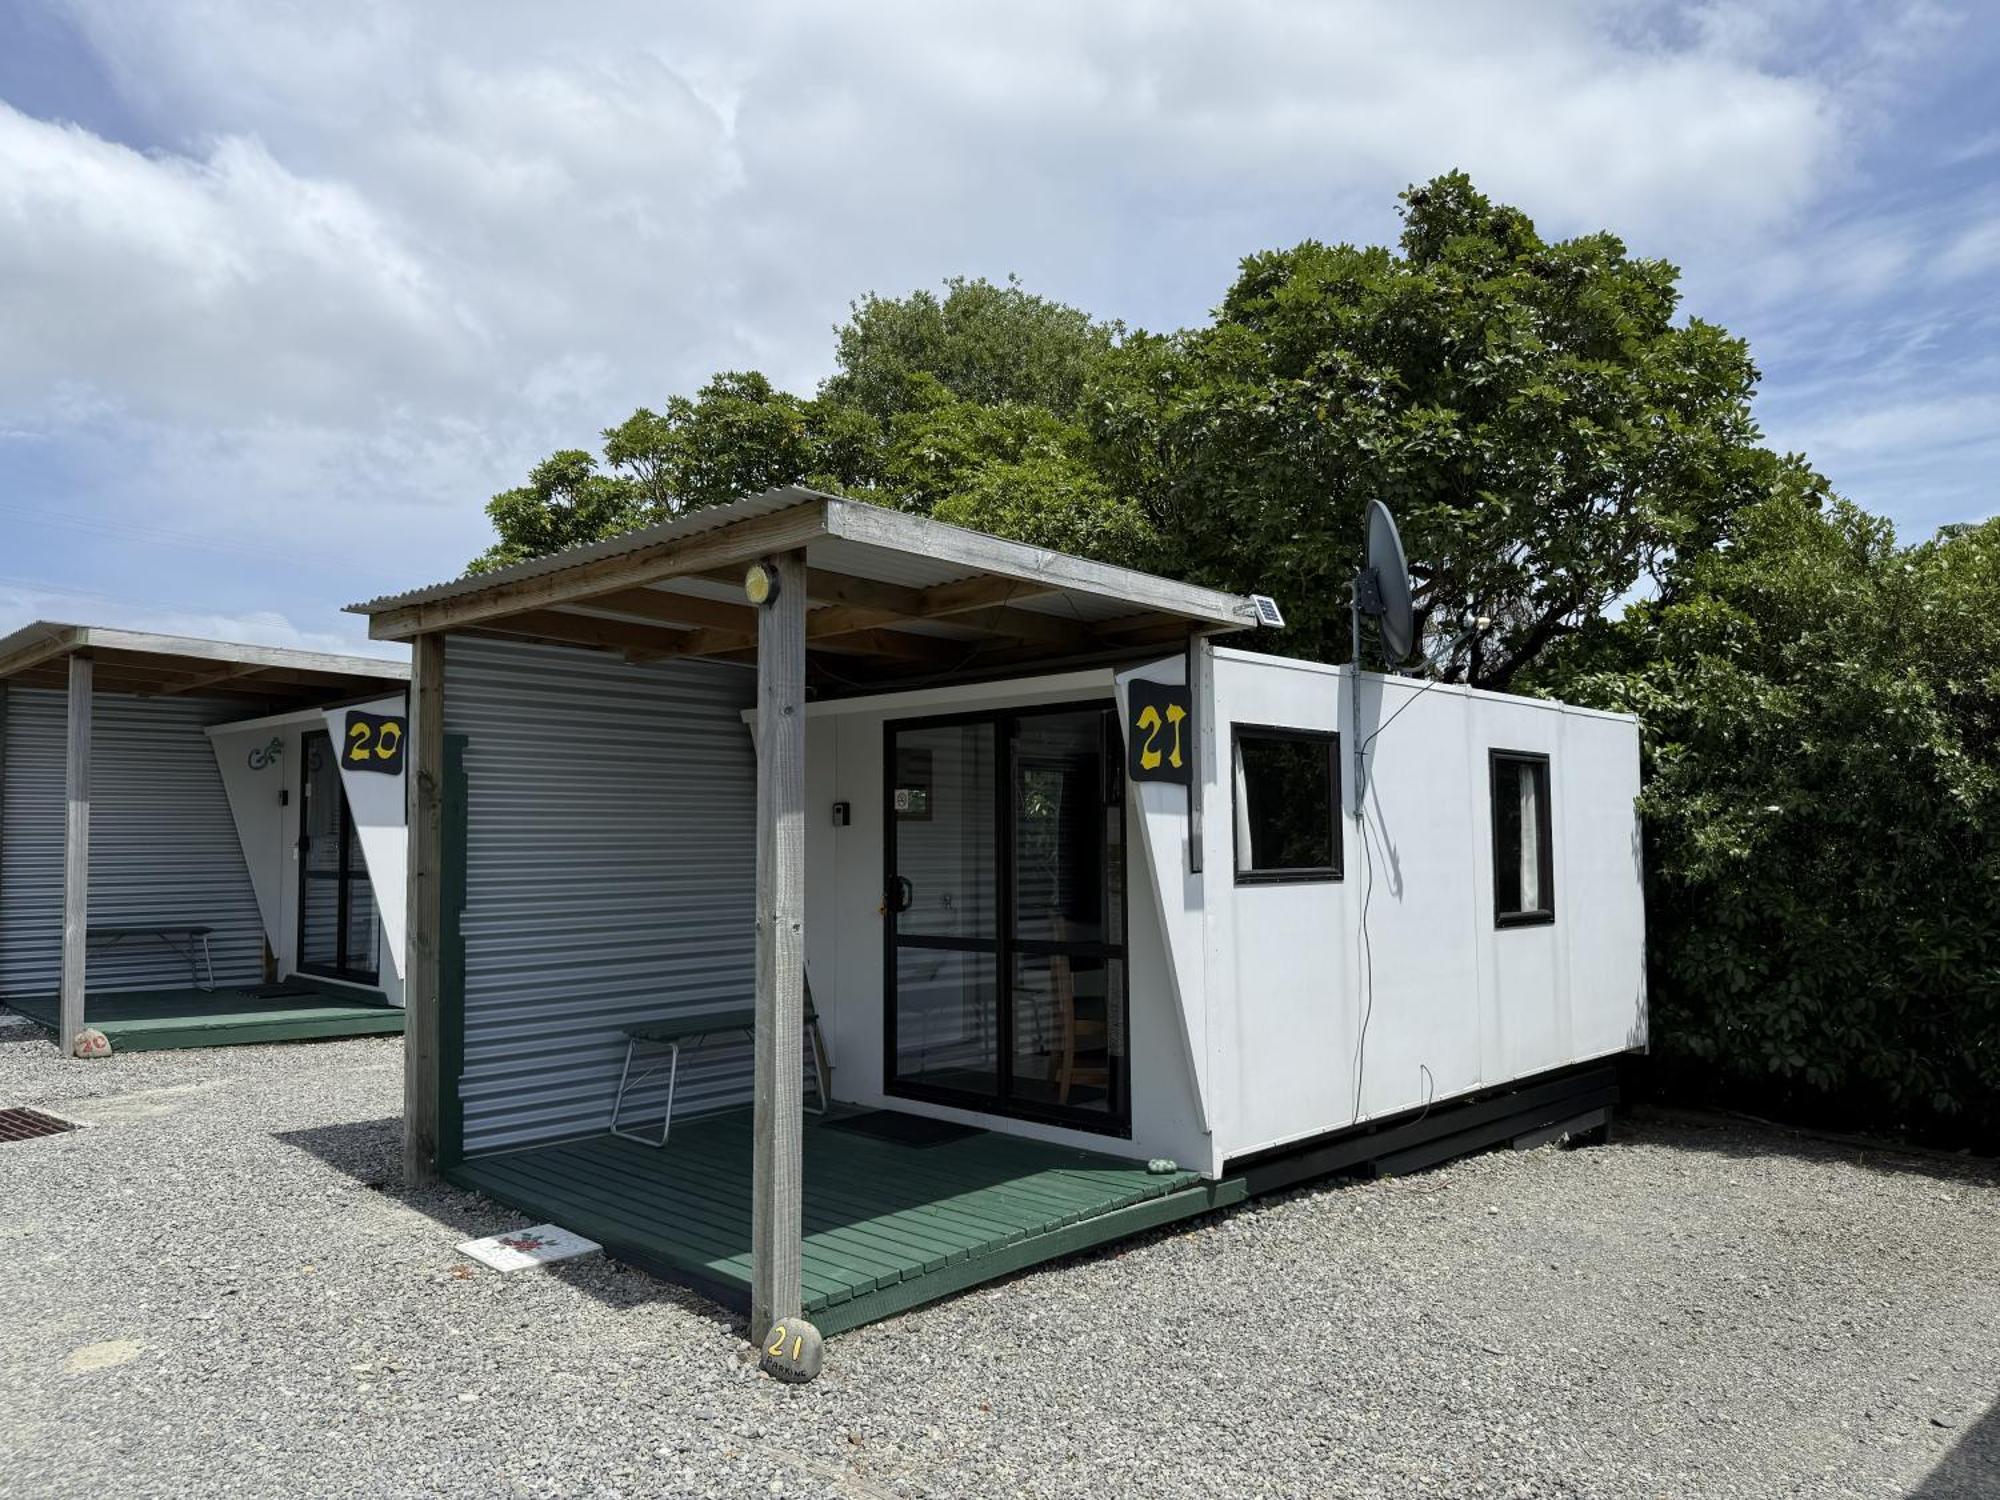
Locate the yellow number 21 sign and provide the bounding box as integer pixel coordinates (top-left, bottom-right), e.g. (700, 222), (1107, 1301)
(1126, 681), (1193, 786)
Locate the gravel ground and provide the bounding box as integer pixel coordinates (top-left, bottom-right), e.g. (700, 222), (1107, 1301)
(2, 1014), (1996, 1500)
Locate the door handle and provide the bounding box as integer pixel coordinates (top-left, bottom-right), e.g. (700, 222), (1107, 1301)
(889, 876), (914, 914)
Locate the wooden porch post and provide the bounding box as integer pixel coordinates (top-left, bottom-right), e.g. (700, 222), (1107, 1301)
(59, 653), (91, 1053)
(751, 549), (807, 1343)
(404, 632), (445, 1186)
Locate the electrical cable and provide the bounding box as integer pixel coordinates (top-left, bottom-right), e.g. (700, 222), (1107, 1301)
(1351, 777), (1378, 1125)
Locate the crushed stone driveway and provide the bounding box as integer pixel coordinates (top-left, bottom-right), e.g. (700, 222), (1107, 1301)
(2, 1017), (1996, 1500)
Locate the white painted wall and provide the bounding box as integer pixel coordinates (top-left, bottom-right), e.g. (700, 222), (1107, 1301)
(1196, 648), (1645, 1164)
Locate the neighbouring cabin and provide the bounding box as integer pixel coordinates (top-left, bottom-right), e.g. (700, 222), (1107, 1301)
(352, 487), (1644, 1339)
(0, 622), (410, 1050)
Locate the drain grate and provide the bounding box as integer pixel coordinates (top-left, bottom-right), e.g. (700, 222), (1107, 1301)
(0, 1107), (77, 1144)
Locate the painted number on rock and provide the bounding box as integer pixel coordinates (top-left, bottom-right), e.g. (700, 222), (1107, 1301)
(1127, 682), (1193, 785)
(343, 710), (407, 776)
(758, 1316), (823, 1383)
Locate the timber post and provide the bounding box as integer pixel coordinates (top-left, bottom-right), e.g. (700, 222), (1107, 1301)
(750, 549), (807, 1344)
(404, 632), (445, 1186)
(59, 652), (92, 1053)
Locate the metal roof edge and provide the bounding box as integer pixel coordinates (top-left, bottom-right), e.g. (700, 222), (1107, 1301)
(0, 619), (409, 683)
(346, 486), (834, 617)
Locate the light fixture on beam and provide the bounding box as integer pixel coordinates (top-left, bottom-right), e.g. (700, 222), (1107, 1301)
(743, 560), (781, 608)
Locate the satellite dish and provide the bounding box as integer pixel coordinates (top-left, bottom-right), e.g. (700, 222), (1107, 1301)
(1354, 499), (1417, 667)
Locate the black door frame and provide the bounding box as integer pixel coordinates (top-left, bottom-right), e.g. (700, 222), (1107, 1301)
(297, 729), (379, 986)
(881, 700), (1130, 1136)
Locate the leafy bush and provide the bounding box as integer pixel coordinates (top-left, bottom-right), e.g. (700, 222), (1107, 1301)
(1547, 485), (2000, 1147)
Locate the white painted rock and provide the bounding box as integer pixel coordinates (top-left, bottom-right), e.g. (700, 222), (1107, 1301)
(71, 1028), (111, 1059)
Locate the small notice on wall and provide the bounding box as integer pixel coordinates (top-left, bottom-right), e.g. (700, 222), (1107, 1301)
(1126, 681), (1192, 785)
(343, 710), (407, 776)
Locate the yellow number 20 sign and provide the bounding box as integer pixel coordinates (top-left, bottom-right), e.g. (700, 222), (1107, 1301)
(1126, 682), (1193, 785)
(342, 710), (407, 777)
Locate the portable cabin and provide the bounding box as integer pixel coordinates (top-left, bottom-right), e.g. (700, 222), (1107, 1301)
(353, 488), (1644, 1344)
(0, 622), (410, 1051)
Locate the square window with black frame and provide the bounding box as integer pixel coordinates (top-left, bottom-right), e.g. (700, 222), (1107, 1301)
(1491, 751), (1554, 926)
(1232, 727), (1342, 883)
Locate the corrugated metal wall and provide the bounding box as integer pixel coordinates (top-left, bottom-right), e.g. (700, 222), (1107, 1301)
(446, 636), (809, 1155)
(0, 686), (267, 999)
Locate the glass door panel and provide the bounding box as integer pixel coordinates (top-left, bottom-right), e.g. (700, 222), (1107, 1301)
(886, 721), (998, 1098)
(891, 948), (998, 1096)
(886, 705), (1127, 1133)
(890, 723), (996, 942)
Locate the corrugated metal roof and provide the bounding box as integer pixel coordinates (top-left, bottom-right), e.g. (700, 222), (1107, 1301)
(0, 621), (409, 686)
(348, 486), (827, 615)
(347, 486), (1264, 637)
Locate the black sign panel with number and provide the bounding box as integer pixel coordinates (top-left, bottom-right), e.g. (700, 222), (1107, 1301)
(1126, 681), (1193, 785)
(343, 710), (407, 776)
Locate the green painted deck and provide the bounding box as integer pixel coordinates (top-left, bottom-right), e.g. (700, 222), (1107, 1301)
(451, 1109), (1246, 1334)
(4, 983), (405, 1051)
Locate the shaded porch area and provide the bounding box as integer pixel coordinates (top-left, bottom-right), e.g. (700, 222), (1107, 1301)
(451, 1108), (1245, 1335)
(5, 981), (404, 1051)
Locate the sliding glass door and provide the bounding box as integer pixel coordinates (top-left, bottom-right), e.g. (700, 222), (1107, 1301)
(884, 704), (1127, 1133)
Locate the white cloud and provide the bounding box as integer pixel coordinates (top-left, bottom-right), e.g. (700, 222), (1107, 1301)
(0, 0), (1980, 633)
(1938, 214), (2000, 280)
(0, 105), (475, 425)
(0, 579), (401, 658)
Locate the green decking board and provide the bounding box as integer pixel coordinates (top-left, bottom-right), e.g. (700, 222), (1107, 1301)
(451, 1108), (1246, 1335)
(3, 985), (405, 1051)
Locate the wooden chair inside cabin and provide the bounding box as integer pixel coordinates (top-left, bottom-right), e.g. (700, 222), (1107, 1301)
(1051, 939), (1110, 1107)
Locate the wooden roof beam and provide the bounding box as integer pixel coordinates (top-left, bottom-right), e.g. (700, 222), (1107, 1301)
(0, 626), (82, 682)
(468, 609), (699, 657)
(563, 585), (759, 634)
(694, 566), (1063, 622)
(368, 502), (828, 640)
(160, 662), (270, 696)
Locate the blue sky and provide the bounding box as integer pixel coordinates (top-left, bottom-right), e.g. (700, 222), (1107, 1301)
(0, 1), (1994, 656)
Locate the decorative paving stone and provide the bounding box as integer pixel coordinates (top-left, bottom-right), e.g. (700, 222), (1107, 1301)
(456, 1223), (601, 1273)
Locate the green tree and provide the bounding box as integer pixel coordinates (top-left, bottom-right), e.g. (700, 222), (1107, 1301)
(470, 373), (881, 572)
(825, 274), (1119, 424)
(1093, 172), (1771, 685)
(474, 449), (649, 574)
(1545, 479), (2000, 1146)
(475, 177), (1776, 699)
(471, 278), (1133, 574)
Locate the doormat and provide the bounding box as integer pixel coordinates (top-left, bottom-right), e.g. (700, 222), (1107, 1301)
(457, 1223), (602, 1274)
(0, 1107), (78, 1144)
(821, 1111), (983, 1148)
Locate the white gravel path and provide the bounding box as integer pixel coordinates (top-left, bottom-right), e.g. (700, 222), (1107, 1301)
(2, 1014), (1995, 1500)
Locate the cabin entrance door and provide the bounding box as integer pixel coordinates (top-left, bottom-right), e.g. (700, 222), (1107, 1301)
(883, 704), (1128, 1134)
(297, 730), (380, 985)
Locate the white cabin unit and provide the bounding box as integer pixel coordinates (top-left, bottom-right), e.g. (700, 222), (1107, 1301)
(788, 645), (1643, 1177)
(0, 622), (409, 1049)
(351, 486), (1645, 1336)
